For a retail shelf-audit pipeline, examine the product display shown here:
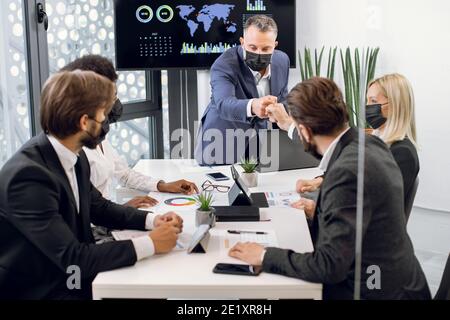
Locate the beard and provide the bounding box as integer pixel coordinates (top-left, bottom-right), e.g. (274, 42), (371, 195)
(80, 125), (104, 150)
(300, 131), (323, 161)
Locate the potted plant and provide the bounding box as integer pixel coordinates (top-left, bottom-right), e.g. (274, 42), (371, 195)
(239, 157), (258, 188)
(195, 192), (216, 228)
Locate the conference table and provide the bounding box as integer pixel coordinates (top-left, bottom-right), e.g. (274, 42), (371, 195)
(92, 159), (323, 300)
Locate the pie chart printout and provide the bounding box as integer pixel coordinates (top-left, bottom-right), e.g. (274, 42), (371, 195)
(164, 197), (197, 207)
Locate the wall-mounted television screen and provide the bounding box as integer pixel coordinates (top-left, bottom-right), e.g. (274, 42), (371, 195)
(114, 0), (296, 70)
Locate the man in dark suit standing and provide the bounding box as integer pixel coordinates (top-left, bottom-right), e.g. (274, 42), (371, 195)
(229, 77), (431, 300)
(194, 15), (295, 165)
(0, 70), (183, 299)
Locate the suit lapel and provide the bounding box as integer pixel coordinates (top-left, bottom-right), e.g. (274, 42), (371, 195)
(38, 133), (95, 243)
(270, 58), (280, 97)
(312, 128), (358, 241)
(37, 133), (78, 211)
(325, 127), (358, 176)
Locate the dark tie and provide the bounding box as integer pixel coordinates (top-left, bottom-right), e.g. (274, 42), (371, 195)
(74, 156), (83, 201)
(74, 156), (96, 243)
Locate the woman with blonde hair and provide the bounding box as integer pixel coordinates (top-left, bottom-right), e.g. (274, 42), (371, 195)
(365, 73), (419, 202)
(294, 73), (419, 219)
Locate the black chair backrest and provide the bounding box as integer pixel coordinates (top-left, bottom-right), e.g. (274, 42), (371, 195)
(405, 177), (419, 223)
(434, 254), (450, 300)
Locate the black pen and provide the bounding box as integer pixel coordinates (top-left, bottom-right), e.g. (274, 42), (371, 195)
(227, 230), (268, 235)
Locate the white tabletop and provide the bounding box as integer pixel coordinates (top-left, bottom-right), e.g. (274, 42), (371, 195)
(92, 160), (323, 300)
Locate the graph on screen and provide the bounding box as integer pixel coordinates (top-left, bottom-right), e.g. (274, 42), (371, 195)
(247, 0), (267, 11)
(115, 0), (296, 69)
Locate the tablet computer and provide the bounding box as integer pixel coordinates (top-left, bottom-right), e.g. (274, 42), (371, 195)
(230, 165), (268, 208)
(187, 224), (211, 254)
(231, 165), (252, 201)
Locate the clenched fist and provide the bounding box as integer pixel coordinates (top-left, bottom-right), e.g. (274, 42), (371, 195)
(149, 224), (179, 254)
(251, 96), (277, 119)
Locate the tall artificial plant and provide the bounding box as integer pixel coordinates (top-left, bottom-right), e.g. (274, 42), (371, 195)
(298, 46), (338, 81)
(340, 47), (380, 127)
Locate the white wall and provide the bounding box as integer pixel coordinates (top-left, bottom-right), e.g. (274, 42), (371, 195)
(197, 0), (450, 212)
(294, 0), (450, 212)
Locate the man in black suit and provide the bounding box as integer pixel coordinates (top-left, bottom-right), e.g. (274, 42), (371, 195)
(229, 77), (431, 300)
(0, 70), (183, 299)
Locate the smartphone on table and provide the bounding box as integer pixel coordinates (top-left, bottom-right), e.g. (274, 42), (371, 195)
(213, 263), (262, 276)
(206, 172), (230, 181)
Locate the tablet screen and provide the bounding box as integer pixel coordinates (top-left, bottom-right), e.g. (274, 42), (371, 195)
(231, 165), (252, 199)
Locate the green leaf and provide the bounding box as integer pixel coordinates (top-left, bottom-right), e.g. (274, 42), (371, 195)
(340, 48), (354, 127)
(330, 47), (337, 80)
(327, 47), (332, 78)
(305, 48), (313, 79)
(316, 46), (325, 76)
(314, 48), (318, 76)
(354, 48), (361, 127)
(304, 48), (309, 79)
(298, 49), (305, 81)
(368, 47), (380, 84)
(346, 48), (356, 126)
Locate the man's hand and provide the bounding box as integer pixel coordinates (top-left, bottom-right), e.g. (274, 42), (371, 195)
(149, 224), (179, 254)
(296, 177), (323, 193)
(251, 96), (277, 119)
(228, 242), (265, 266)
(154, 211), (183, 232)
(291, 198), (317, 220)
(157, 179), (199, 195)
(266, 103), (294, 131)
(124, 195), (159, 208)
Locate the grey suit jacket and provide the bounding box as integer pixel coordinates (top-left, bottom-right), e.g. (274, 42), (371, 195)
(194, 46), (290, 165)
(262, 128), (431, 300)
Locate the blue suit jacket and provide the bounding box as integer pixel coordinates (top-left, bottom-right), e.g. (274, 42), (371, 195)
(195, 46), (290, 165)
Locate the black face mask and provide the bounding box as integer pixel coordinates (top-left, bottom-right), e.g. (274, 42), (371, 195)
(82, 118), (109, 149)
(299, 131), (323, 161)
(245, 50), (272, 72)
(366, 104), (387, 129)
(108, 99), (123, 124)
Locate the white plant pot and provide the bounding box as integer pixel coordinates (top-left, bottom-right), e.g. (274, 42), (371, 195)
(195, 208), (216, 228)
(241, 172), (258, 188)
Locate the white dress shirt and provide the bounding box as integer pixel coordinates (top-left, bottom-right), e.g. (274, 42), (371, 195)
(287, 122), (297, 140)
(318, 127), (351, 172)
(83, 140), (160, 201)
(48, 135), (156, 261)
(134, 213), (156, 260)
(48, 135), (80, 212)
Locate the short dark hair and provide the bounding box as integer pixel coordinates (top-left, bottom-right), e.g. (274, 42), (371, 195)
(244, 15), (278, 36)
(40, 70), (115, 139)
(61, 54), (118, 82)
(288, 77), (349, 135)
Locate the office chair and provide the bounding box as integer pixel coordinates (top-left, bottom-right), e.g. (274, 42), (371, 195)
(404, 177), (419, 223)
(434, 253), (450, 300)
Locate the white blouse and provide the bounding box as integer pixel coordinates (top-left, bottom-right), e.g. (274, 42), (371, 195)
(83, 140), (160, 200)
